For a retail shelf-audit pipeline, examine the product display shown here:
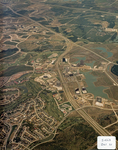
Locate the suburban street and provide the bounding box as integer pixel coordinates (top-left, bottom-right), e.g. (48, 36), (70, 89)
(1, 1), (118, 149)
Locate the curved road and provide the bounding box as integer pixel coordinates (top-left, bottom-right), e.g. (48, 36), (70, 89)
(2, 3), (118, 148)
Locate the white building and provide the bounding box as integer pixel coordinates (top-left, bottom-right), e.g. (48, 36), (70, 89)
(95, 102), (103, 107)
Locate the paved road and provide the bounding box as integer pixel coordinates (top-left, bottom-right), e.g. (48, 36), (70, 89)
(56, 50), (112, 136)
(48, 3), (118, 16)
(2, 3), (118, 148)
(2, 3), (118, 66)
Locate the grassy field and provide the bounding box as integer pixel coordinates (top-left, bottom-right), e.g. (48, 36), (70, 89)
(40, 90), (64, 121)
(105, 86), (118, 100)
(67, 82), (78, 95)
(107, 123), (118, 132)
(4, 41), (17, 45)
(0, 65), (33, 77)
(0, 52), (22, 63)
(1, 0), (118, 149)
(0, 48), (18, 59)
(84, 107), (116, 127)
(91, 71), (113, 87)
(18, 33), (65, 53)
(48, 3), (117, 43)
(113, 130), (118, 140)
(25, 79), (42, 98)
(2, 90), (18, 95)
(20, 53), (32, 64)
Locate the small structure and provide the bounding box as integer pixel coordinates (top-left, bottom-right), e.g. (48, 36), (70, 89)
(96, 97), (102, 103)
(95, 96), (103, 107)
(40, 73), (52, 79)
(56, 81), (61, 87)
(68, 72), (73, 76)
(62, 58), (66, 62)
(51, 58), (56, 64)
(62, 58), (67, 62)
(82, 87), (87, 94)
(95, 102), (103, 107)
(53, 85), (62, 91)
(72, 64), (77, 67)
(105, 28), (117, 32)
(74, 95), (78, 99)
(75, 88), (80, 94)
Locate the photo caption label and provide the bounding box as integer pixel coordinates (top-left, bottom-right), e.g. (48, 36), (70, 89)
(97, 136), (116, 149)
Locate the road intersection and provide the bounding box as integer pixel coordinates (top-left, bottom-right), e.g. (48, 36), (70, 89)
(2, 2), (118, 149)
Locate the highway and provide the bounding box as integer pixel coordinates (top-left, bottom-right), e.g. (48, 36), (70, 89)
(55, 50), (112, 136)
(48, 3), (118, 18)
(2, 3), (118, 66)
(55, 48), (118, 148)
(2, 3), (118, 148)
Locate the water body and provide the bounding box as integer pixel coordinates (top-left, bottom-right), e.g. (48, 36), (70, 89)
(86, 61), (95, 68)
(111, 61), (118, 76)
(82, 71), (109, 99)
(94, 47), (113, 58)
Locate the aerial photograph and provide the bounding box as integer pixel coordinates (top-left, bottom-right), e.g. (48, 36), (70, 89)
(0, 0), (118, 149)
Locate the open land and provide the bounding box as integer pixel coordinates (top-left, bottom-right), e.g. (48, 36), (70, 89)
(1, 0), (118, 150)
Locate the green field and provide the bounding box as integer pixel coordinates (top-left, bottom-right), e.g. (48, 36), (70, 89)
(40, 90), (64, 121)
(0, 65), (33, 77)
(20, 53), (32, 63)
(1, 0), (118, 149)
(105, 86), (118, 100)
(4, 41), (17, 45)
(91, 71), (113, 87)
(0, 48), (18, 59)
(25, 79), (42, 98)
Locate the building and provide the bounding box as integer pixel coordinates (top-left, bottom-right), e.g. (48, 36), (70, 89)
(51, 59), (56, 64)
(62, 58), (66, 62)
(75, 88), (80, 94)
(68, 72), (73, 76)
(105, 28), (117, 32)
(95, 102), (103, 107)
(95, 97), (103, 107)
(72, 64), (77, 67)
(53, 85), (62, 91)
(82, 87), (87, 94)
(62, 58), (67, 62)
(96, 97), (102, 103)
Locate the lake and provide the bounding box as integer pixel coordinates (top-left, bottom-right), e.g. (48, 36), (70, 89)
(82, 71), (110, 99)
(94, 47), (113, 58)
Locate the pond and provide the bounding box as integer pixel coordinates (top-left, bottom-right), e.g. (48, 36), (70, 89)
(111, 61), (118, 76)
(82, 71), (110, 99)
(94, 47), (113, 58)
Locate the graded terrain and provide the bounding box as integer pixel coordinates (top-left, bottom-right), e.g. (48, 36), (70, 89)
(1, 0), (118, 150)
